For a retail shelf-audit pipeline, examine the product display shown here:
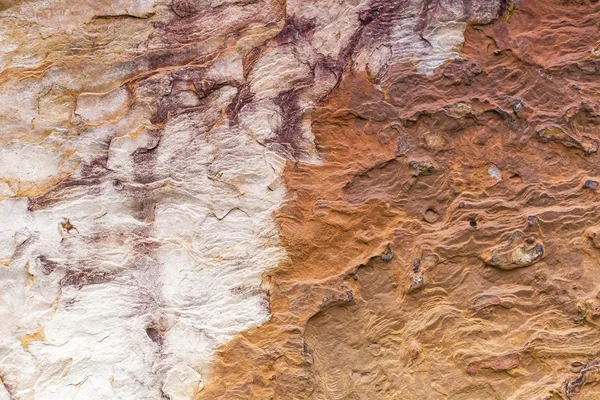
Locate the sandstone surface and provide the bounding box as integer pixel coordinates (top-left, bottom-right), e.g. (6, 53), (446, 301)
(1, 0), (600, 399)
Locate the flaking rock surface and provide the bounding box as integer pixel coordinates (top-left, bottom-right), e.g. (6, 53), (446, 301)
(1, 0), (600, 399)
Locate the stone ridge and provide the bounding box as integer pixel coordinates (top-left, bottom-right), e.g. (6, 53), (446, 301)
(0, 0), (599, 399)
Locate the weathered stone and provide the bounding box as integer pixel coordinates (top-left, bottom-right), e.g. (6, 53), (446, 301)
(2, 0), (600, 399)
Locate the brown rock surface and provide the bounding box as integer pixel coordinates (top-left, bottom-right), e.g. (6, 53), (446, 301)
(200, 1), (600, 399)
(1, 0), (600, 399)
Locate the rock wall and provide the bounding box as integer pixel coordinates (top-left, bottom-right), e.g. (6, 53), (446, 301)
(1, 0), (600, 399)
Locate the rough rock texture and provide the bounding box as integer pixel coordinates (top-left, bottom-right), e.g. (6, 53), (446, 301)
(1, 0), (600, 399)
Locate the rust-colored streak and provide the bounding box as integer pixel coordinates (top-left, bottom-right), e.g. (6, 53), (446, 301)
(20, 325), (46, 350)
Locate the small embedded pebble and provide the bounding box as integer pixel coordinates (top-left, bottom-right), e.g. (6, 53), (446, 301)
(488, 165), (502, 181)
(381, 244), (393, 262)
(423, 208), (440, 223)
(412, 258), (421, 273)
(512, 99), (525, 113)
(584, 180), (598, 192)
(409, 274), (424, 291)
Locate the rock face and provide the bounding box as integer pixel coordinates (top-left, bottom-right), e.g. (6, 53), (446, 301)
(1, 0), (600, 399)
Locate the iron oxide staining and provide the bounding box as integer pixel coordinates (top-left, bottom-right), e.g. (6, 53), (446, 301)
(170, 0), (199, 18)
(2, 0), (600, 398)
(58, 218), (79, 235)
(559, 359), (600, 398)
(198, 0), (600, 397)
(466, 353), (522, 375)
(36, 255), (59, 275)
(59, 268), (116, 289)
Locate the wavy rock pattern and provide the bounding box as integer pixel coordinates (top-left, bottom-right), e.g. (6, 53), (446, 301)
(1, 0), (600, 399)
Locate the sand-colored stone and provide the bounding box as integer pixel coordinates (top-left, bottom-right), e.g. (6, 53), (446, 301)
(1, 0), (600, 399)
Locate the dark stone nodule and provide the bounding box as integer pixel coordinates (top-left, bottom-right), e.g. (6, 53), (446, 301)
(512, 99), (525, 114)
(584, 180), (599, 192)
(381, 243), (393, 262)
(412, 258), (421, 273)
(146, 327), (163, 345)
